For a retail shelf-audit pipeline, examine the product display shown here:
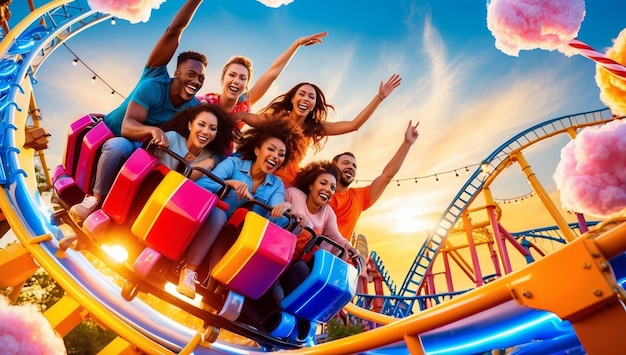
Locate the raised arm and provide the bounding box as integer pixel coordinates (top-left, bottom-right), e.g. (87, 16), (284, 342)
(246, 32), (328, 106)
(231, 111), (271, 128)
(322, 74), (401, 136)
(369, 120), (419, 204)
(145, 0), (203, 68)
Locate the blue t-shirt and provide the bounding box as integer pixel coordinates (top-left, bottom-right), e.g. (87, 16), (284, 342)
(104, 66), (200, 136)
(196, 156), (286, 219)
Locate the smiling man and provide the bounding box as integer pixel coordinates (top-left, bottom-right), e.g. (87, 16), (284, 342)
(70, 0), (207, 222)
(329, 120), (420, 242)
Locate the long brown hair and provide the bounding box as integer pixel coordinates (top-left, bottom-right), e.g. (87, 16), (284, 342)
(260, 82), (334, 153)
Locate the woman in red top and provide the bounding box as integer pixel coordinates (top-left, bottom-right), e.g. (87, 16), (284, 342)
(198, 31), (328, 130)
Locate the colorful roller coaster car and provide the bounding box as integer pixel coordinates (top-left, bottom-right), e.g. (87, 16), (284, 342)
(50, 115), (359, 348)
(239, 229), (361, 344)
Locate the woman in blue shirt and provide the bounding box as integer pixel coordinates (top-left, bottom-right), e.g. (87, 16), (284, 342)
(178, 115), (306, 298)
(197, 115), (306, 218)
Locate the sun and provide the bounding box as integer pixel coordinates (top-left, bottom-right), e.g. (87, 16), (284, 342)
(392, 209), (434, 234)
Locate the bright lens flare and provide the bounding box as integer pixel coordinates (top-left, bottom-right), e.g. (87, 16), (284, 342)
(392, 209), (433, 234)
(101, 244), (128, 263)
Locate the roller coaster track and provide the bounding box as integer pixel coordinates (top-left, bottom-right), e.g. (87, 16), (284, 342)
(386, 108), (617, 317)
(512, 221), (600, 244)
(369, 251), (398, 295)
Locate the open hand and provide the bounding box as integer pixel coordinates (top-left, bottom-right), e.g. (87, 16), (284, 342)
(378, 74), (402, 99)
(298, 31), (328, 47)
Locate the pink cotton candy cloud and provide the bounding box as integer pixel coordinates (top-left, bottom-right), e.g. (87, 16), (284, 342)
(595, 29), (626, 116)
(553, 118), (626, 218)
(0, 295), (66, 354)
(486, 0), (586, 57)
(88, 0), (166, 24)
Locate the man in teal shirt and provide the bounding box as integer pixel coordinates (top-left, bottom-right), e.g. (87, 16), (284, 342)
(70, 0), (207, 221)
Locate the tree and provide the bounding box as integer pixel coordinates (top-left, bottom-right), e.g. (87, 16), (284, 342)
(325, 317), (364, 341)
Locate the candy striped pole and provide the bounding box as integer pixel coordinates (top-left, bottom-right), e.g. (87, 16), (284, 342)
(569, 38), (626, 80)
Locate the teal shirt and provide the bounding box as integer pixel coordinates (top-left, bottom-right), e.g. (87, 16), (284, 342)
(104, 66), (200, 136)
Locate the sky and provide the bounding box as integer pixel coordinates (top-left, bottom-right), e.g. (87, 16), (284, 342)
(6, 0), (626, 287)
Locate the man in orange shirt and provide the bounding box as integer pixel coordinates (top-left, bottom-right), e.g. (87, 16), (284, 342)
(329, 120), (419, 292)
(329, 120), (420, 240)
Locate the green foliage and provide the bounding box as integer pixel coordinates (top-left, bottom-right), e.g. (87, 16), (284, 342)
(34, 164), (50, 193)
(14, 269), (65, 311)
(64, 322), (117, 355)
(1, 269), (116, 354)
(326, 317), (364, 341)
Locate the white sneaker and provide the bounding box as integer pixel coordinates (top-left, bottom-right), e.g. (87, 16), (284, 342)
(177, 269), (198, 299)
(69, 195), (99, 222)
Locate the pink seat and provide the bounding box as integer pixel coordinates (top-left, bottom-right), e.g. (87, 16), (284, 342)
(73, 121), (114, 194)
(211, 211), (296, 300)
(101, 149), (159, 224)
(61, 114), (96, 177)
(131, 171), (219, 261)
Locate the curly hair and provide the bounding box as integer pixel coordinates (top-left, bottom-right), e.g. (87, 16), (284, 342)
(159, 104), (236, 156)
(259, 82), (334, 153)
(291, 160), (340, 196)
(221, 56), (253, 89)
(177, 51), (207, 67)
(236, 115), (306, 168)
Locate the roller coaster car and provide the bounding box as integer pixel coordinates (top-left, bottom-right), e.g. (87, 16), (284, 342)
(51, 113), (112, 211)
(50, 115), (358, 347)
(239, 230), (361, 343)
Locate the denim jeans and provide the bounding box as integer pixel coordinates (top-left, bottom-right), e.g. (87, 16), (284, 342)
(93, 137), (139, 197)
(186, 208), (227, 266)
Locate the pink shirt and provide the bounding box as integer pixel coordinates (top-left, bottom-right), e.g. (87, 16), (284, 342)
(285, 187), (352, 259)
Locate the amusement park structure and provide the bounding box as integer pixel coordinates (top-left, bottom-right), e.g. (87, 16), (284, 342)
(1, 1), (626, 354)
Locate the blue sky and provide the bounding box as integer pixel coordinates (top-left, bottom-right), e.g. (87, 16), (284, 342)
(8, 0), (625, 283)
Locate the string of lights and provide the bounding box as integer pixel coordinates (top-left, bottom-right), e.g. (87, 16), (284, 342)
(493, 191), (534, 204)
(354, 162), (535, 204)
(64, 42), (126, 100)
(354, 163), (483, 186)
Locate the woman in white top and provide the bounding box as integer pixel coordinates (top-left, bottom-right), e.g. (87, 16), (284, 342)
(156, 104), (236, 299)
(157, 103), (236, 180)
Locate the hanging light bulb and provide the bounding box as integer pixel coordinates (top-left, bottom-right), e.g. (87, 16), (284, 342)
(455, 170), (459, 179)
(396, 180), (400, 187)
(72, 58), (78, 66)
(110, 17), (117, 25)
(481, 163), (489, 176)
(110, 90), (115, 97)
(91, 75), (96, 83)
(435, 174), (439, 183)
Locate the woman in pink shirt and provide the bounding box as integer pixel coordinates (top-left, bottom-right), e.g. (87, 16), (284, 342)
(285, 160), (356, 259)
(269, 161), (359, 303)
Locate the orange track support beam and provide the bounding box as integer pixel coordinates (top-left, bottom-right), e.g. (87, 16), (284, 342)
(508, 221), (626, 354)
(0, 243), (39, 288)
(43, 295), (86, 337)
